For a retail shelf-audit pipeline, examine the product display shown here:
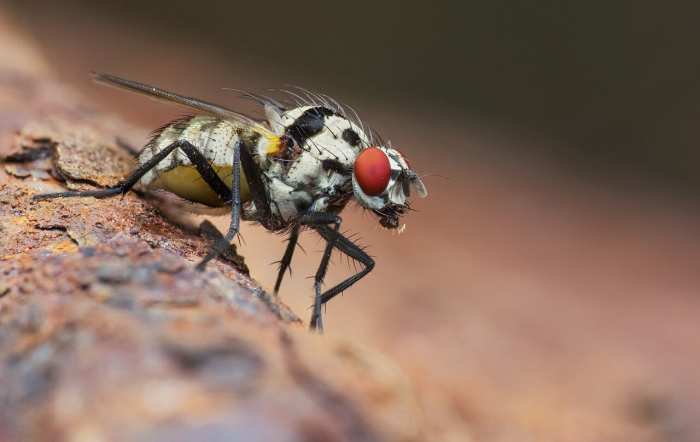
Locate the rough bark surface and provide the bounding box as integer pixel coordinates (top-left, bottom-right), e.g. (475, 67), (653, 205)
(0, 18), (422, 442)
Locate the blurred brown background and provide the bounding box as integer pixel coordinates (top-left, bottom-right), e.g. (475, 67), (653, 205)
(4, 1), (700, 440)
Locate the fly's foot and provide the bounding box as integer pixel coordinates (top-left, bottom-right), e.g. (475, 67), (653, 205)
(198, 220), (248, 274)
(309, 312), (324, 333)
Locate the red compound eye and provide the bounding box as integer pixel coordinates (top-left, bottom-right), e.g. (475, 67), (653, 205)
(354, 147), (391, 196)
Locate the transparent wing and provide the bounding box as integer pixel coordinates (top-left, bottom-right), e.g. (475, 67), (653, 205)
(92, 72), (258, 125)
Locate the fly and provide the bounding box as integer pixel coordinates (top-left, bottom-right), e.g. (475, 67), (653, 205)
(34, 73), (428, 331)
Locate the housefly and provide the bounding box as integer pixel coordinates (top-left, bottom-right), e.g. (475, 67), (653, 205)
(34, 73), (428, 331)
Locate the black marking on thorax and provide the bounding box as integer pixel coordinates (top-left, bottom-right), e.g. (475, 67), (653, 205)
(321, 159), (351, 175)
(342, 128), (361, 147)
(285, 107), (336, 146)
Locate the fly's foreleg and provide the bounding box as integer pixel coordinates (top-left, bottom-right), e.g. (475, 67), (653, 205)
(310, 220), (375, 331)
(297, 212), (343, 332)
(284, 211), (375, 331)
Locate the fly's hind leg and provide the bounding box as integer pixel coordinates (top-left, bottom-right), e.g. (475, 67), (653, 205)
(32, 140), (248, 270)
(33, 140), (232, 202)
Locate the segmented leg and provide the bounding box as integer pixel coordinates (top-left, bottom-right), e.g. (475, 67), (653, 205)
(196, 140), (242, 270)
(33, 140), (231, 202)
(199, 219), (248, 273)
(314, 224), (375, 307)
(238, 142), (272, 224)
(193, 138), (275, 269)
(298, 212), (375, 331)
(310, 215), (341, 332)
(33, 140), (244, 268)
(274, 224), (300, 295)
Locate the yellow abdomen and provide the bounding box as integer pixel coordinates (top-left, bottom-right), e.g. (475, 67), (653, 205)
(154, 165), (251, 207)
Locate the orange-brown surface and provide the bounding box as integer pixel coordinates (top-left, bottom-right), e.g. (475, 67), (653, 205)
(4, 7), (700, 441)
(0, 15), (424, 442)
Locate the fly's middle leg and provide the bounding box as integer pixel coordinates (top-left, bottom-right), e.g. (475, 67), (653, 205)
(199, 219), (249, 274)
(196, 140), (242, 270)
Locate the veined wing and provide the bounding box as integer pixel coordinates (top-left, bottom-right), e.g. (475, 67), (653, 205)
(92, 72), (259, 126)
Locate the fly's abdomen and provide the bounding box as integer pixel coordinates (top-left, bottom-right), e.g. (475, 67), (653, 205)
(138, 115), (251, 206)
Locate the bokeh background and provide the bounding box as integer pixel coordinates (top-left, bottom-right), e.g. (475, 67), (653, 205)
(5, 1), (700, 440)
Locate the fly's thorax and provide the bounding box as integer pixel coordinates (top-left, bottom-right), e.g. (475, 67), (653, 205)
(250, 105), (373, 223)
(279, 106), (368, 160)
(265, 106), (368, 194)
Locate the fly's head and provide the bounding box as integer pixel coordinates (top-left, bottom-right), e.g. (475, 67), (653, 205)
(351, 145), (427, 231)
